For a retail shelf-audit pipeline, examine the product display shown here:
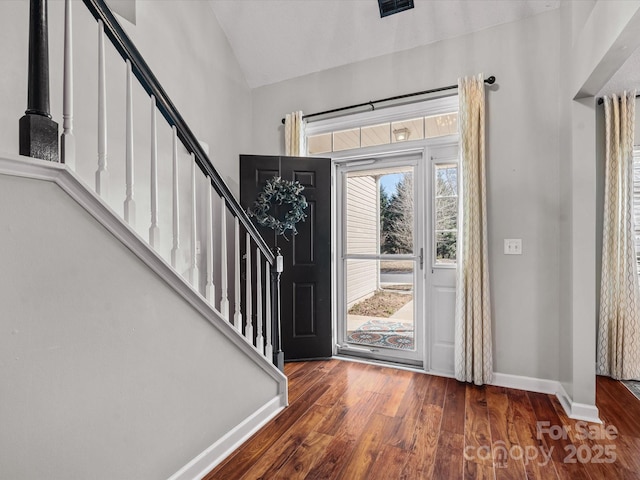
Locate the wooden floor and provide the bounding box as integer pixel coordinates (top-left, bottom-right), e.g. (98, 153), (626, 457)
(205, 359), (640, 479)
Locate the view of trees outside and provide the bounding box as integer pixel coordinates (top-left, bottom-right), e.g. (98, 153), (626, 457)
(380, 172), (413, 254)
(379, 165), (458, 262)
(434, 164), (458, 262)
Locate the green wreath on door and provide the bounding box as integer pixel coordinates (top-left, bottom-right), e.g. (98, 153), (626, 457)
(248, 176), (308, 240)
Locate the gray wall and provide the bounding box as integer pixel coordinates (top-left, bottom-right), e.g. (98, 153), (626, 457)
(0, 172), (280, 479)
(252, 10), (563, 381)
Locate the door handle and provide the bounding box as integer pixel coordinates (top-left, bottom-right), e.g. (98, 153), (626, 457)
(419, 248), (424, 270)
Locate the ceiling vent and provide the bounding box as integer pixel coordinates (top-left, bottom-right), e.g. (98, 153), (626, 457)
(378, 0), (414, 18)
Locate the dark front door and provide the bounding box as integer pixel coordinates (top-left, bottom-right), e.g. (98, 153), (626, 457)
(240, 155), (332, 360)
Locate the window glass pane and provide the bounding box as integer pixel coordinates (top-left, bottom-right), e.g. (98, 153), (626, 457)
(333, 128), (360, 151)
(435, 232), (457, 263)
(345, 174), (379, 255)
(435, 164), (458, 196)
(435, 197), (457, 230)
(346, 259), (415, 351)
(425, 113), (458, 138)
(308, 133), (332, 155)
(391, 118), (424, 143)
(434, 163), (458, 265)
(381, 171), (414, 254)
(344, 167), (414, 255)
(361, 123), (391, 148)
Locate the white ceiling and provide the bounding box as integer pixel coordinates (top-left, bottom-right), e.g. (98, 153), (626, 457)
(209, 0), (560, 89)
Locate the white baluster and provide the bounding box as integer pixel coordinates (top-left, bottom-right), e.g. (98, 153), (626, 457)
(255, 248), (264, 354)
(205, 181), (215, 302)
(96, 20), (108, 197)
(245, 234), (253, 343)
(234, 217), (242, 332)
(188, 154), (199, 288)
(170, 126), (180, 268)
(265, 262), (273, 360)
(149, 95), (160, 248)
(220, 199), (230, 320)
(124, 60), (135, 226)
(61, 0), (75, 168)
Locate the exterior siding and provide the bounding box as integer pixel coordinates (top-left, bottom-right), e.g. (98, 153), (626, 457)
(346, 175), (379, 306)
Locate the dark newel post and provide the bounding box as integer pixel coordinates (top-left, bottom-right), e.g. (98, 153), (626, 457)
(271, 247), (284, 371)
(19, 0), (59, 162)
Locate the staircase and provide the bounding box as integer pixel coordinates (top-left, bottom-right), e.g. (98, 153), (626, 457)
(0, 1), (287, 478)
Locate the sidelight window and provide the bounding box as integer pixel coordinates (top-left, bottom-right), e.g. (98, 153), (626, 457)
(434, 163), (458, 264)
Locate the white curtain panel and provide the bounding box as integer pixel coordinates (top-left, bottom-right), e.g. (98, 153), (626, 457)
(454, 74), (493, 385)
(284, 111), (306, 156)
(598, 90), (640, 381)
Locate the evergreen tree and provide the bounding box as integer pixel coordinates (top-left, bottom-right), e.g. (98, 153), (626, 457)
(382, 173), (413, 254)
(379, 183), (392, 254)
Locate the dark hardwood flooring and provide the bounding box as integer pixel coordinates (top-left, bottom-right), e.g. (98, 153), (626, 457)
(204, 360), (640, 479)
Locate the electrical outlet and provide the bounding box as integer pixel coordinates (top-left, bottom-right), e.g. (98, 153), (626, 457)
(504, 238), (522, 255)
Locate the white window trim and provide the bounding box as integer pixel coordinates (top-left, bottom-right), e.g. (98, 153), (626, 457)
(431, 149), (460, 269)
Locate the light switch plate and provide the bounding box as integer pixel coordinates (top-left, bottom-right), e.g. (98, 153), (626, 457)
(504, 238), (522, 255)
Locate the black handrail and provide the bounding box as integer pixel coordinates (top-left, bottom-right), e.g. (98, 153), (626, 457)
(82, 0), (274, 264)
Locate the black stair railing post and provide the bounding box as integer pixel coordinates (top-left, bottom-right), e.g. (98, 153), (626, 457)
(271, 248), (284, 371)
(19, 0), (59, 162)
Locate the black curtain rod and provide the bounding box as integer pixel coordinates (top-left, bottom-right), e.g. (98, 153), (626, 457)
(280, 76), (496, 124)
(597, 93), (640, 105)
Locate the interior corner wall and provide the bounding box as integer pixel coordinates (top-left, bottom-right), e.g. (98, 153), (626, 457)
(558, 0), (574, 400)
(571, 0), (597, 46)
(570, 98), (598, 406)
(252, 9), (563, 382)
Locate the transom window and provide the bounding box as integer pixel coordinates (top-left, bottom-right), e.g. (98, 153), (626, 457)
(307, 112), (458, 155)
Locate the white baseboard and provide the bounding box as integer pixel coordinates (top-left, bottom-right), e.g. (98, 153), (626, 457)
(168, 393), (287, 480)
(492, 372), (601, 424)
(556, 384), (601, 424)
(491, 372), (560, 395)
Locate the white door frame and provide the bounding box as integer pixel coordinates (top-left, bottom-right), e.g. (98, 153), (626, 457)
(305, 96), (460, 372)
(327, 136), (459, 373)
